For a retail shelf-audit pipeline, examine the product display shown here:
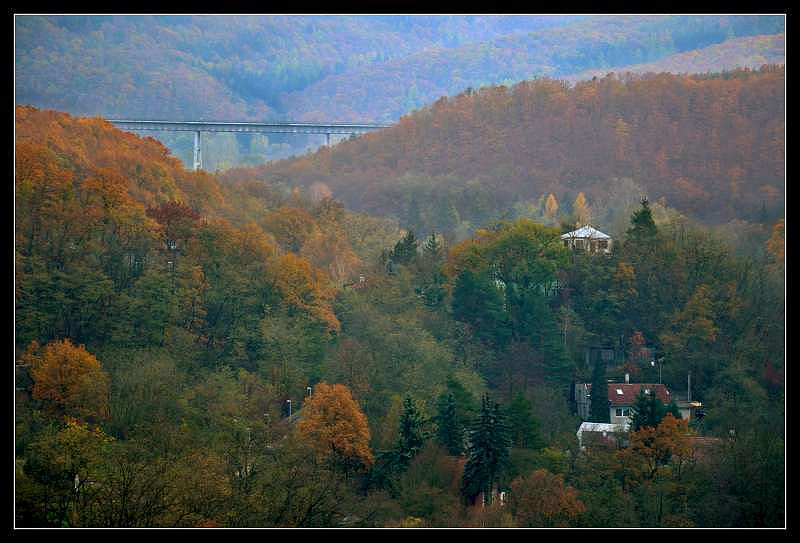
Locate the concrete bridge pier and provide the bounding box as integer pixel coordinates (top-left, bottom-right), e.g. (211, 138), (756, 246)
(193, 131), (202, 171)
(325, 132), (331, 147)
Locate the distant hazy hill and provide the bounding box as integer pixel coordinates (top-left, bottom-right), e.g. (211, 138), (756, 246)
(565, 33), (785, 83)
(16, 15), (783, 123)
(249, 67), (784, 235)
(281, 15), (785, 122)
(14, 14), (580, 121)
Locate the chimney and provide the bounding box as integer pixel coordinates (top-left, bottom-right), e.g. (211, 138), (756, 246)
(625, 373), (630, 384)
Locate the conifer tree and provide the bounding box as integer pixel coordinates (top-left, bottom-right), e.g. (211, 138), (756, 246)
(462, 394), (510, 505)
(394, 395), (428, 471)
(422, 231), (443, 264)
(626, 198), (658, 242)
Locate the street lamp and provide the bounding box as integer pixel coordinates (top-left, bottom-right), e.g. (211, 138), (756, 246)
(650, 357), (664, 384)
(307, 386), (312, 397)
(286, 399), (291, 418)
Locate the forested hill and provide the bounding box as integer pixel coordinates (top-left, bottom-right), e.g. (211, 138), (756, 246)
(247, 66), (784, 235)
(564, 33), (785, 84)
(15, 106), (785, 528)
(14, 15), (582, 121)
(282, 15), (784, 122)
(16, 15), (783, 124)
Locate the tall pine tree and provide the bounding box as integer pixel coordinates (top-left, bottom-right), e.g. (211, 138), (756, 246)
(394, 395), (428, 471)
(462, 394), (511, 505)
(626, 198), (658, 243)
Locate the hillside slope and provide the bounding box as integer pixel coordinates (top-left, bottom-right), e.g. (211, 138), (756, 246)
(281, 15), (784, 122)
(565, 33), (785, 83)
(250, 66), (784, 234)
(14, 15), (581, 121)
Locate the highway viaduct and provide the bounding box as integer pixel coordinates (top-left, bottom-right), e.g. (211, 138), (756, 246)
(108, 119), (391, 171)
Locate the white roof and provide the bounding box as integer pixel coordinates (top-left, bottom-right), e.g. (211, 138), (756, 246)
(577, 422), (628, 434)
(576, 421), (629, 449)
(561, 225), (611, 240)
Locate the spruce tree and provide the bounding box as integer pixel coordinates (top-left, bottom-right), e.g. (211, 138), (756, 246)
(462, 394), (510, 505)
(394, 395), (427, 471)
(422, 232), (443, 264)
(626, 198), (658, 242)
(589, 357), (610, 423)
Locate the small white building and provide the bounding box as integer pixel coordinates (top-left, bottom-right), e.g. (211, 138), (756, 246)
(561, 225), (612, 254)
(576, 422), (629, 450)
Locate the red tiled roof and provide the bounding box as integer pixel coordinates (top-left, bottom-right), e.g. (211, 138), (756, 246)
(586, 383), (671, 406)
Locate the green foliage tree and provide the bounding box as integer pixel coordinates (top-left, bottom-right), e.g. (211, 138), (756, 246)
(505, 394), (545, 450)
(451, 269), (510, 348)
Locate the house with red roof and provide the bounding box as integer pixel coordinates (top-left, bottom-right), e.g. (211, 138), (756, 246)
(574, 375), (674, 426)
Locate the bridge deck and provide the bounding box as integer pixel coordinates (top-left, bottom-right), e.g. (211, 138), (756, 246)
(109, 119), (391, 135)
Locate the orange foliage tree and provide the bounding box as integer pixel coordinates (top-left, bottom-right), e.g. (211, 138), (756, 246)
(26, 340), (111, 422)
(508, 469), (586, 527)
(297, 383), (373, 472)
(618, 414), (692, 485)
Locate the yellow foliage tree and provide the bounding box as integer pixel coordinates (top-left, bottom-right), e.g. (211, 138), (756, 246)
(573, 191), (590, 225)
(297, 383), (373, 471)
(767, 218), (784, 269)
(544, 193), (559, 219)
(27, 340), (111, 422)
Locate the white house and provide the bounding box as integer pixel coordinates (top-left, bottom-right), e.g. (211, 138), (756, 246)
(561, 225), (612, 254)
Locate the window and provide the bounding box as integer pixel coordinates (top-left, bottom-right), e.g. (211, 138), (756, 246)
(598, 240), (608, 249)
(615, 408), (631, 417)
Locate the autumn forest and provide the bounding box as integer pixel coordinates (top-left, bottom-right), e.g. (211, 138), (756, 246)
(14, 14), (784, 530)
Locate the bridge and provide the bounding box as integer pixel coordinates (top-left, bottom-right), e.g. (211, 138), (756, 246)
(108, 119), (392, 170)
